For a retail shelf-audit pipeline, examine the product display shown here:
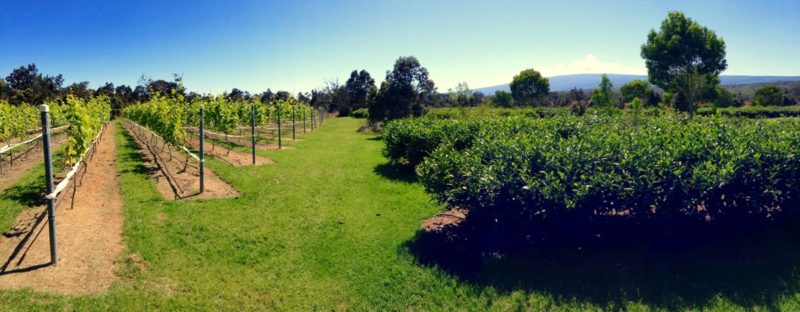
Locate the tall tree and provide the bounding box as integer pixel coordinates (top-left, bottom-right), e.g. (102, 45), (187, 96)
(275, 91), (292, 101)
(95, 82), (115, 97)
(448, 82), (473, 106)
(753, 85), (784, 106)
(510, 69), (549, 106)
(369, 56), (436, 125)
(260, 89), (275, 103)
(620, 80), (652, 103)
(66, 81), (92, 99)
(4, 63), (64, 105)
(641, 11), (726, 115)
(493, 90), (514, 107)
(345, 70), (375, 114)
(590, 74), (615, 107)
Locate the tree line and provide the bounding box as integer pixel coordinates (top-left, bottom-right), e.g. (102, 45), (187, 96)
(0, 64), (318, 115)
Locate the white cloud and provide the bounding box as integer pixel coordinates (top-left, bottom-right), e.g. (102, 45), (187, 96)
(540, 54), (645, 77)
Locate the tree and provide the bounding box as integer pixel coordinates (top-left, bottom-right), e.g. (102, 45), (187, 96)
(345, 70), (375, 114)
(641, 11), (726, 115)
(509, 69), (549, 106)
(368, 82), (389, 125)
(4, 63), (64, 105)
(620, 80), (652, 103)
(95, 82), (115, 97)
(753, 85), (784, 106)
(448, 82), (473, 107)
(0, 79), (9, 102)
(493, 90), (514, 107)
(66, 81), (92, 99)
(275, 91), (291, 101)
(470, 91), (485, 106)
(330, 82), (349, 114)
(260, 89), (275, 103)
(368, 56), (436, 126)
(226, 88), (249, 102)
(568, 88), (586, 102)
(297, 92), (310, 103)
(590, 74), (615, 107)
(147, 79), (183, 97)
(133, 85), (149, 102)
(713, 86), (738, 108)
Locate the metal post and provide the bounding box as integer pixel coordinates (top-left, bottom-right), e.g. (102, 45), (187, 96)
(199, 105), (205, 193)
(40, 104), (58, 265)
(292, 106), (296, 141)
(311, 108), (315, 131)
(303, 108), (306, 133)
(277, 104), (282, 149)
(251, 102), (256, 164)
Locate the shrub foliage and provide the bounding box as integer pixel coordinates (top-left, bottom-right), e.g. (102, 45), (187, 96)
(385, 113), (800, 245)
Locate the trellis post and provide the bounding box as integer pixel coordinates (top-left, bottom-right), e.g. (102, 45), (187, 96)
(40, 104), (58, 265)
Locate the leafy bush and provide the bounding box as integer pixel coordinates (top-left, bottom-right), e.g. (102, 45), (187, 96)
(753, 85), (785, 106)
(382, 118), (484, 167)
(698, 105), (800, 118)
(424, 106), (565, 120)
(413, 114), (800, 246)
(351, 108), (369, 118)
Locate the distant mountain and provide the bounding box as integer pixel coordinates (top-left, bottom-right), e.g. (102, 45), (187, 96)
(475, 74), (800, 94)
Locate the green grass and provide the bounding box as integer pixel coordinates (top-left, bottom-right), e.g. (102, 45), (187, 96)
(0, 118), (799, 310)
(0, 143), (69, 232)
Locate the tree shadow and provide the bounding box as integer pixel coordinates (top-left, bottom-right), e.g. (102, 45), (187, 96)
(117, 127), (157, 175)
(404, 218), (800, 310)
(0, 177), (47, 207)
(373, 163), (418, 183)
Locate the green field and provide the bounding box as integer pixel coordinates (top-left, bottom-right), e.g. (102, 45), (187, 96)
(1, 117), (799, 311)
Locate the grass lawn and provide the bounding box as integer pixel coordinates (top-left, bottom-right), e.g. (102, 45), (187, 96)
(1, 117), (799, 311)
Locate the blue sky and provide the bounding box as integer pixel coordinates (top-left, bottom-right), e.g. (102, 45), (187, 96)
(1, 0), (799, 93)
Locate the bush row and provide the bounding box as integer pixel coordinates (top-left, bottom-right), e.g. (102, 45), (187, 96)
(698, 105), (800, 118)
(386, 114), (800, 244)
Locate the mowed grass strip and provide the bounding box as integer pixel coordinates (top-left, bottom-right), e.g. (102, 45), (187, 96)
(1, 117), (799, 311)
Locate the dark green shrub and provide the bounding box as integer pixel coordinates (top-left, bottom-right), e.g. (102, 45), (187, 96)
(416, 115), (800, 245)
(698, 106), (800, 118)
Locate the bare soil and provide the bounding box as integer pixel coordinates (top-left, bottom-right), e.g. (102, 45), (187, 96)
(184, 135), (275, 166)
(0, 134), (67, 193)
(421, 209), (467, 234)
(187, 127), (296, 151)
(0, 124), (124, 294)
(123, 122), (239, 200)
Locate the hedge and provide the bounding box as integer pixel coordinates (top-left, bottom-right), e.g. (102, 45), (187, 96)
(698, 105), (800, 118)
(408, 114), (800, 244)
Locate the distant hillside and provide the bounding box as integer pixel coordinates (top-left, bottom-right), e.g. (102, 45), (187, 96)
(475, 74), (800, 94)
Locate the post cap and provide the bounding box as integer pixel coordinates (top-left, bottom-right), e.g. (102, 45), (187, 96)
(39, 104), (49, 112)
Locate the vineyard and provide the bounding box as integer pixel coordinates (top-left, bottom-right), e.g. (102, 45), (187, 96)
(0, 92), (331, 294)
(3, 89), (800, 311)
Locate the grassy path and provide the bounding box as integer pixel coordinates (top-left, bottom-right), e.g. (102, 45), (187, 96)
(1, 117), (798, 311)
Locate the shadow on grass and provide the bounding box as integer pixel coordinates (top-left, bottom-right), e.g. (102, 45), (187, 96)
(405, 220), (800, 310)
(373, 163), (418, 183)
(0, 177), (47, 207)
(117, 126), (157, 175)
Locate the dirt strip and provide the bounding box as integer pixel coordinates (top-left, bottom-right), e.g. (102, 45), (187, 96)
(186, 127), (295, 151)
(123, 122), (239, 200)
(0, 124), (124, 294)
(184, 135), (275, 166)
